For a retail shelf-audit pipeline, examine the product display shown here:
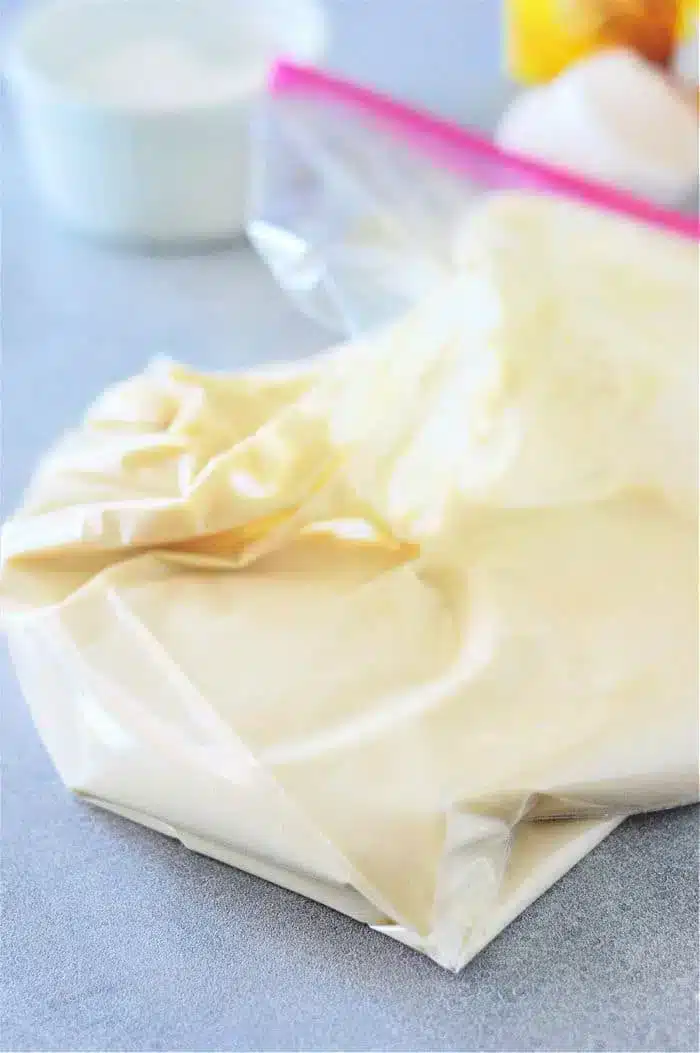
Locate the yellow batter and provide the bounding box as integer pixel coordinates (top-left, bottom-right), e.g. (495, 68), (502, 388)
(2, 192), (697, 967)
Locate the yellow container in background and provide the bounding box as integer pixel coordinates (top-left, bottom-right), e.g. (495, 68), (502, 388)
(505, 0), (697, 83)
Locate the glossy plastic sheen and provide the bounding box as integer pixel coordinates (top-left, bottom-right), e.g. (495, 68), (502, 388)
(2, 71), (698, 972)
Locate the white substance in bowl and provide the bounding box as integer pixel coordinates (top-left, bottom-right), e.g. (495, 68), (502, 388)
(7, 0), (327, 244)
(497, 48), (699, 207)
(76, 38), (256, 107)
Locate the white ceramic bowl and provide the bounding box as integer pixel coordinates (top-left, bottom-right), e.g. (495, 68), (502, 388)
(6, 0), (327, 245)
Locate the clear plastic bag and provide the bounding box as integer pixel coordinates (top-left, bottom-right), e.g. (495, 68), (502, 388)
(249, 62), (699, 334)
(2, 64), (697, 973)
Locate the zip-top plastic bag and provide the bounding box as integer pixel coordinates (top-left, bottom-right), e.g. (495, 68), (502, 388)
(2, 63), (698, 972)
(249, 62), (699, 336)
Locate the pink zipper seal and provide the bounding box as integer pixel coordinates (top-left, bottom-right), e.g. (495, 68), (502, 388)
(270, 61), (700, 243)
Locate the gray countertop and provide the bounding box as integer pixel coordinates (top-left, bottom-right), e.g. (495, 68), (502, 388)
(2, 3), (698, 1050)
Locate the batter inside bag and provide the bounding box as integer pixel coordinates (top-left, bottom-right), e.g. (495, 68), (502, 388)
(2, 192), (698, 969)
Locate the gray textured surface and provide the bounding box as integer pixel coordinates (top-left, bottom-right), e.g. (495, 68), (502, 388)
(2, 2), (699, 1050)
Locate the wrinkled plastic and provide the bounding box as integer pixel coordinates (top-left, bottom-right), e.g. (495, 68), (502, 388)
(2, 68), (698, 972)
(249, 63), (699, 337)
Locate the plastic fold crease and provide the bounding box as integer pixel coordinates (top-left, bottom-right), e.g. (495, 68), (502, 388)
(2, 68), (697, 971)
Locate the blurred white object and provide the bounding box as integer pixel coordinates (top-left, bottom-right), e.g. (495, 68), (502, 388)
(77, 39), (255, 108)
(6, 0), (327, 245)
(496, 48), (699, 209)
